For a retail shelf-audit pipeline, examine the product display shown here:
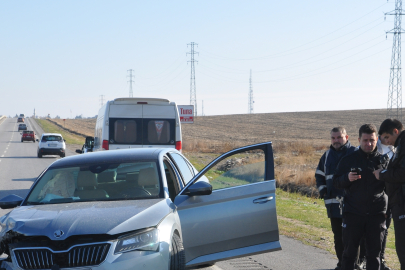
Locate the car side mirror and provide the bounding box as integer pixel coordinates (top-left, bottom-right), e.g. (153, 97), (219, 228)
(64, 139), (66, 142)
(75, 149), (83, 154)
(0, 194), (24, 209)
(184, 181), (212, 196)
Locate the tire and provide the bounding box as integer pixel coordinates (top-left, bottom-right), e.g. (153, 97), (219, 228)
(21, 139), (23, 142)
(37, 152), (42, 158)
(170, 234), (185, 270)
(60, 153), (65, 158)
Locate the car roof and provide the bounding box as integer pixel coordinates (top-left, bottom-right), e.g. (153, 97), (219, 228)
(42, 133), (62, 136)
(49, 148), (175, 168)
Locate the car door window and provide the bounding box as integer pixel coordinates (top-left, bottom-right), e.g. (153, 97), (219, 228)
(169, 153), (194, 184)
(206, 149), (265, 190)
(163, 160), (180, 201)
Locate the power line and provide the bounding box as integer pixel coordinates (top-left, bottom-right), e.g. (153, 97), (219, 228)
(127, 69), (135, 97)
(386, 0), (405, 121)
(187, 42), (198, 117)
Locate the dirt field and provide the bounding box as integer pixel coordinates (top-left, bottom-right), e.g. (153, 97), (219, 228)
(45, 108), (390, 196)
(51, 108), (388, 148)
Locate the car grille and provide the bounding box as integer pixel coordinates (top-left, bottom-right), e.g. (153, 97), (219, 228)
(13, 243), (110, 269)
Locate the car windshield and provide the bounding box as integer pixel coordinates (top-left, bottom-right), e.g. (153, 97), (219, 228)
(42, 135), (62, 142)
(25, 161), (162, 205)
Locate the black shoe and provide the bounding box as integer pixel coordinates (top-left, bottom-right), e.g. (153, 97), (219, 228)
(381, 259), (392, 270)
(334, 266), (341, 270)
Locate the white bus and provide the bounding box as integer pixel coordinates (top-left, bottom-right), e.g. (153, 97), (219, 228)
(93, 98), (182, 151)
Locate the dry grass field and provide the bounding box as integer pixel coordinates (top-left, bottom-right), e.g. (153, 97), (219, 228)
(49, 108), (389, 195)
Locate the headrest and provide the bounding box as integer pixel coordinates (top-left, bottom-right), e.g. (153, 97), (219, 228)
(97, 171), (117, 183)
(77, 171), (97, 187)
(138, 168), (159, 186)
(126, 173), (139, 183)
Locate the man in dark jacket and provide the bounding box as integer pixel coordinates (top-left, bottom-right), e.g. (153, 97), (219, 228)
(333, 124), (389, 270)
(374, 119), (405, 270)
(315, 127), (356, 270)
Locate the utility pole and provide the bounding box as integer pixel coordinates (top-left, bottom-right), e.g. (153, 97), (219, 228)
(187, 42), (198, 117)
(99, 95), (105, 108)
(127, 69), (135, 98)
(202, 100), (204, 116)
(386, 0), (405, 121)
(248, 69), (254, 114)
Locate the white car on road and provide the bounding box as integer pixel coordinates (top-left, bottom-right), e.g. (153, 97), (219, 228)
(37, 133), (66, 158)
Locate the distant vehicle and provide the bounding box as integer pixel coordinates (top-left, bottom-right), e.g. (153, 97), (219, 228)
(21, 130), (35, 142)
(19, 114), (25, 118)
(17, 117), (24, 123)
(36, 133), (66, 158)
(93, 97), (182, 152)
(17, 124), (27, 131)
(0, 142), (280, 270)
(75, 136), (95, 154)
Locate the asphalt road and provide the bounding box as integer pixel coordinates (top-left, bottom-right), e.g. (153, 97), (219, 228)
(0, 117), (339, 270)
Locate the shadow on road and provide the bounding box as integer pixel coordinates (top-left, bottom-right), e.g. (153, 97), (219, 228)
(12, 178), (36, 182)
(0, 189), (30, 199)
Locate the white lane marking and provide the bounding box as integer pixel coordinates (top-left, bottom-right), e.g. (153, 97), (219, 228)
(211, 266), (223, 270)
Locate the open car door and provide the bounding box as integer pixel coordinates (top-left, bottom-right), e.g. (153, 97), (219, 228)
(174, 142), (280, 267)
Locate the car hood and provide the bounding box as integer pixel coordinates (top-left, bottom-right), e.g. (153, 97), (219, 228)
(0, 199), (170, 240)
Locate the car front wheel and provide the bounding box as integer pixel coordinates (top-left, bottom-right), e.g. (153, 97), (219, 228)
(170, 234), (185, 270)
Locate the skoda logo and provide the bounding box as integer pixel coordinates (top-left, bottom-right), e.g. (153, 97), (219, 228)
(54, 230), (64, 238)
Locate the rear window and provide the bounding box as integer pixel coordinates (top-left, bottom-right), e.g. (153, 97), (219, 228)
(146, 120), (172, 144)
(108, 118), (175, 145)
(114, 120), (138, 143)
(42, 135), (62, 142)
(23, 131), (33, 134)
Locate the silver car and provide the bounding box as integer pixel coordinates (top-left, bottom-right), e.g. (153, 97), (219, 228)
(0, 142), (280, 270)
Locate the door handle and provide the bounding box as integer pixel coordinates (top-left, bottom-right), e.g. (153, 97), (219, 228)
(253, 196), (273, 204)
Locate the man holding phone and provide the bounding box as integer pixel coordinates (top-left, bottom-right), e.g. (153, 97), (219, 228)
(333, 124), (389, 270)
(374, 119), (405, 270)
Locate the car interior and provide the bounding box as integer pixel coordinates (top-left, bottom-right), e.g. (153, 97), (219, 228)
(26, 162), (163, 204)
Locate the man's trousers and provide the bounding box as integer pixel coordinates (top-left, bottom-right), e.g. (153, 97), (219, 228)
(340, 212), (386, 270)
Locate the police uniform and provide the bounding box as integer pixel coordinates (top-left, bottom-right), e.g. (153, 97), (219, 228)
(315, 141), (355, 269)
(333, 148), (388, 270)
(380, 130), (405, 270)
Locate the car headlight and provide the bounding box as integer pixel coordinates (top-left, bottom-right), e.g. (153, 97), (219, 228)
(115, 229), (159, 254)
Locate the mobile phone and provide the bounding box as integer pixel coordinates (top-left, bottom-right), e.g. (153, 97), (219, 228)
(350, 168), (361, 175)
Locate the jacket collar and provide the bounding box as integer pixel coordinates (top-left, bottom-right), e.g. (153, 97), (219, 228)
(394, 130), (405, 147)
(330, 141), (352, 152)
(358, 146), (378, 158)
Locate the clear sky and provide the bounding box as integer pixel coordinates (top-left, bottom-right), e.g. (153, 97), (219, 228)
(0, 1), (398, 118)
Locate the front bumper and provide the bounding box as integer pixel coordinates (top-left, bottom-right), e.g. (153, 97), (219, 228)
(38, 148), (65, 155)
(4, 241), (169, 270)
